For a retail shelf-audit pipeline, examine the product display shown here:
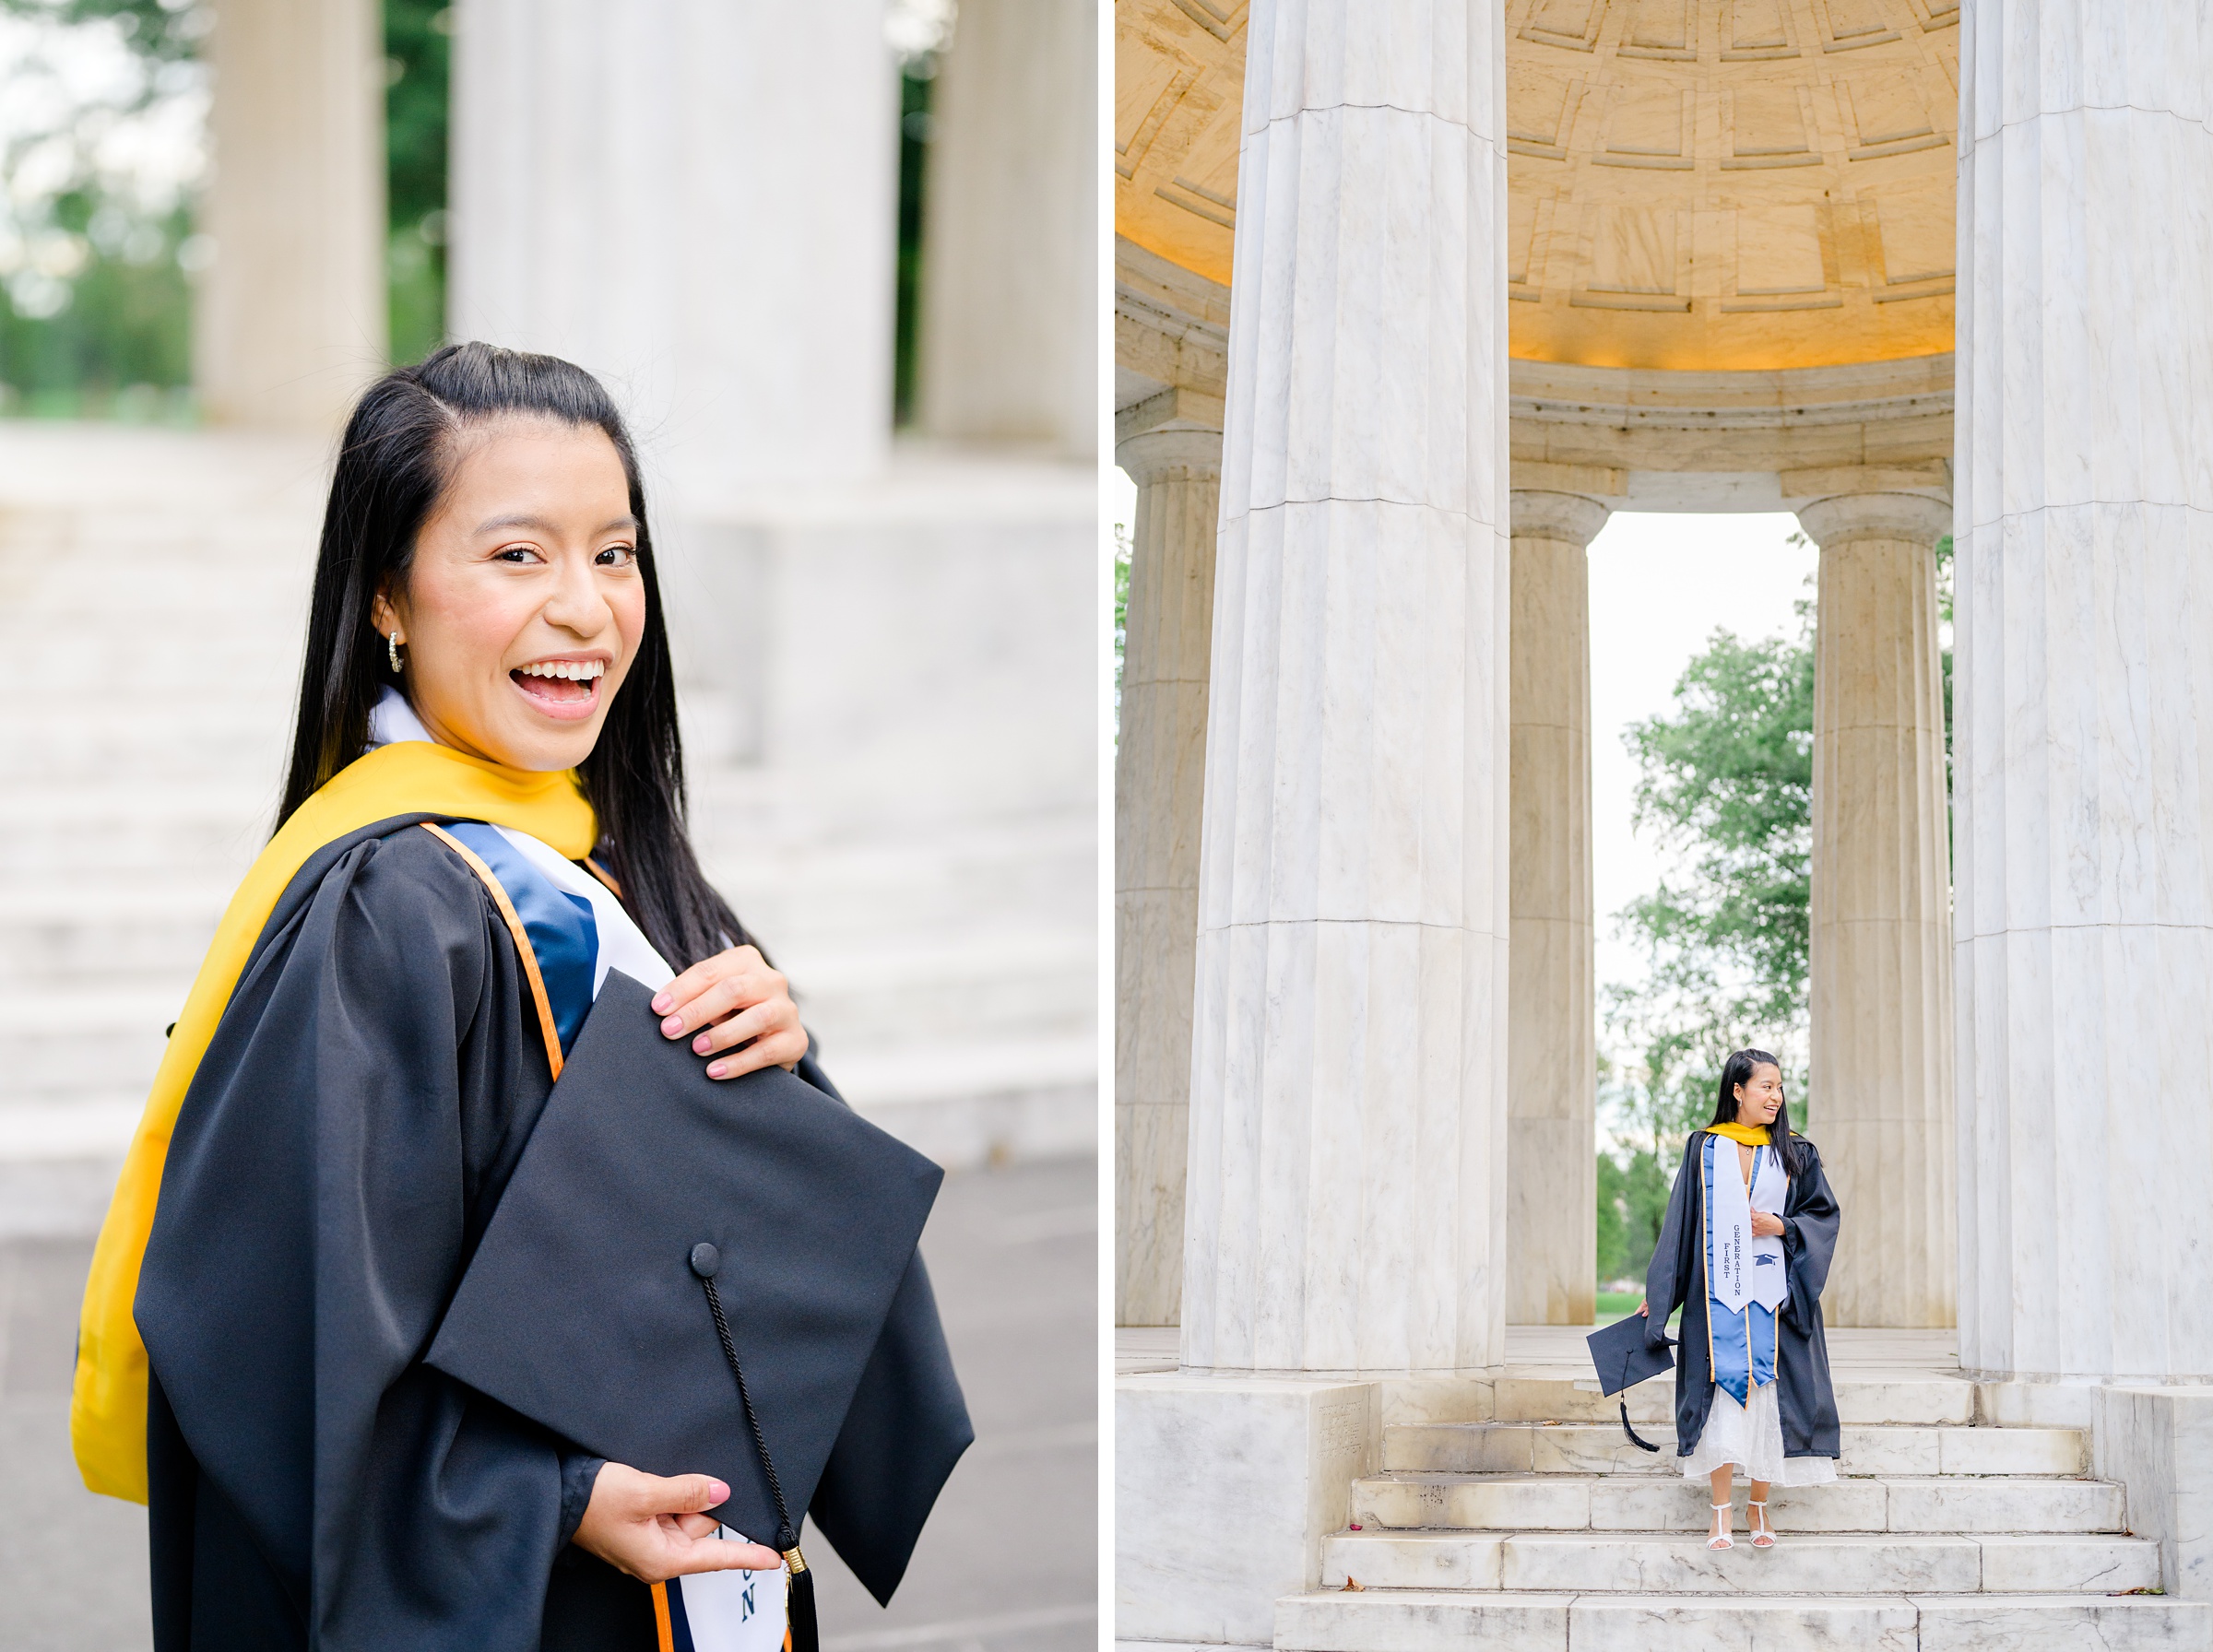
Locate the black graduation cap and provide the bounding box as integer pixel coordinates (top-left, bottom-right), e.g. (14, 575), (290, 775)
(427, 970), (946, 1587)
(1585, 1315), (1675, 1453)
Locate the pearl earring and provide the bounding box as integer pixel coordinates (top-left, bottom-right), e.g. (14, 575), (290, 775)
(387, 631), (403, 673)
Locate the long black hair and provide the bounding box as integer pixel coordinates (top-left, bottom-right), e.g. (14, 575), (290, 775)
(1708, 1047), (1800, 1179)
(278, 341), (748, 968)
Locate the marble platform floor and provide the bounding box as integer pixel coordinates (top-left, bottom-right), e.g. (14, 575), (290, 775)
(1115, 1323), (1960, 1378)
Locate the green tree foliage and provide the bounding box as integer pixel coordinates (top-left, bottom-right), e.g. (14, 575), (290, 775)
(1935, 533), (1954, 845)
(0, 0), (209, 413)
(6, 0), (198, 63)
(2, 0), (456, 405)
(892, 65), (933, 427)
(1595, 562), (1817, 1286)
(1619, 604), (1816, 1046)
(1595, 1141), (1682, 1288)
(0, 196), (194, 411)
(1112, 517), (1131, 738)
(1594, 1147), (1629, 1280)
(1594, 533), (1956, 1290)
(888, 1), (953, 425)
(384, 1), (451, 365)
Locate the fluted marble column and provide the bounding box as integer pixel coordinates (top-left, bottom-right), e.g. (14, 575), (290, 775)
(1507, 491), (1605, 1327)
(197, 0), (385, 427)
(1798, 493), (1956, 1330)
(449, 0), (897, 501)
(1956, 1), (2213, 1383)
(916, 0), (1095, 454)
(1180, 0), (1512, 1376)
(1116, 393), (1223, 1328)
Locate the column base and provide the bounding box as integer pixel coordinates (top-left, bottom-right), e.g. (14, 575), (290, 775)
(2096, 1386), (2213, 1599)
(1116, 1374), (1381, 1645)
(1116, 1370), (1502, 1641)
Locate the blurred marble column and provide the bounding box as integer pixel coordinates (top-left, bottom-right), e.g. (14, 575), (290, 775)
(1506, 491), (1605, 1326)
(1955, 0), (2213, 1384)
(1179, 0), (1513, 1377)
(1798, 492), (1956, 1330)
(448, 0), (897, 502)
(196, 0), (385, 428)
(915, 0), (1096, 455)
(1114, 389), (1223, 1328)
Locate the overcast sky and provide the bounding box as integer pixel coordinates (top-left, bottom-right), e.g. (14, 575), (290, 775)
(1110, 469), (1818, 1032)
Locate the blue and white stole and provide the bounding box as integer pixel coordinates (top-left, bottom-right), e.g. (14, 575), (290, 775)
(1702, 1134), (1790, 1407)
(370, 692), (787, 1649)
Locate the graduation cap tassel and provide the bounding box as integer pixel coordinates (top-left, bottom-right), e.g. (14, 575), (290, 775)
(700, 1269), (820, 1652)
(782, 1547), (817, 1652)
(1618, 1398), (1663, 1453)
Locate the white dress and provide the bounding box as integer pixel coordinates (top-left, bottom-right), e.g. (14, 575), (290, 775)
(1682, 1376), (1837, 1486)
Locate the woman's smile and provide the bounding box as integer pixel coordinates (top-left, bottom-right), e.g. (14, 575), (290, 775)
(511, 654), (609, 721)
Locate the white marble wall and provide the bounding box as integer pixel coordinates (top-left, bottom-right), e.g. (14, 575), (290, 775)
(1954, 0), (2213, 1382)
(196, 0), (385, 427)
(915, 0), (1096, 455)
(1180, 0), (1513, 1375)
(1798, 494), (1956, 1330)
(1507, 491), (1604, 1327)
(447, 0), (897, 502)
(1116, 399), (1224, 1328)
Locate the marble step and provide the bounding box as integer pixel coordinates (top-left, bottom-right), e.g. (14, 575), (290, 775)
(1320, 1529), (2161, 1595)
(0, 1027), (1098, 1172)
(0, 781), (278, 869)
(0, 714), (298, 780)
(0, 818), (1088, 968)
(0, 871), (1093, 1020)
(1489, 1370), (1974, 1426)
(0, 991), (177, 1102)
(1274, 1589), (2213, 1652)
(0, 891), (235, 986)
(1387, 1421), (2087, 1478)
(0, 924), (1095, 1104)
(1351, 1472), (2124, 1534)
(780, 931), (1095, 1047)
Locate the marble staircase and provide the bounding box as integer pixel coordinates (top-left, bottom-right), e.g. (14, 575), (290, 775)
(1274, 1339), (2209, 1651)
(0, 422), (1095, 1232)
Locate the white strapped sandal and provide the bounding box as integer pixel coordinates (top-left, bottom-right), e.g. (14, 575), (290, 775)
(1708, 1503), (1734, 1550)
(1748, 1498), (1775, 1548)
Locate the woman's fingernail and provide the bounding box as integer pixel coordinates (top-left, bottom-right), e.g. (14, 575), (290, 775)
(652, 993), (673, 1013)
(693, 1033), (712, 1054)
(709, 1480), (728, 1503)
(707, 1062), (726, 1079)
(661, 1016), (683, 1036)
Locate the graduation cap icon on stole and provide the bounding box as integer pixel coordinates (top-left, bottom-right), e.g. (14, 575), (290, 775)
(1584, 1315), (1675, 1453)
(426, 970), (949, 1639)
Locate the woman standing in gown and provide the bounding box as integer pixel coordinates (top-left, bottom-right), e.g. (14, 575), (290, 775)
(70, 343), (968, 1648)
(1639, 1048), (1841, 1550)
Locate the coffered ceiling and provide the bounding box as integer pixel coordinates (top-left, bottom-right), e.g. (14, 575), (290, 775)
(1116, 0), (1959, 372)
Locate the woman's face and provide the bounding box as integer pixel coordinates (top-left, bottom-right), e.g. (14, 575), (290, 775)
(1734, 1062), (1784, 1126)
(373, 417), (645, 773)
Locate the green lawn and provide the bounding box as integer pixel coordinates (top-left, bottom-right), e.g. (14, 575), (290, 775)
(1594, 1292), (1685, 1331)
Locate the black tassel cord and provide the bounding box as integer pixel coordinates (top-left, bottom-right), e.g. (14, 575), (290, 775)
(700, 1270), (818, 1652)
(1618, 1399), (1663, 1453)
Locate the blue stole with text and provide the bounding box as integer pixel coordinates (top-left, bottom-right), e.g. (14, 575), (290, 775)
(1703, 1134), (1779, 1408)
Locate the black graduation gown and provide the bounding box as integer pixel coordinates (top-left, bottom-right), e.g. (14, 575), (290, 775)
(135, 820), (964, 1650)
(1640, 1129), (1842, 1463)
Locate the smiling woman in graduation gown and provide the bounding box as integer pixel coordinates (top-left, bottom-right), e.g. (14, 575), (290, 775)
(1642, 1093), (1842, 1472)
(72, 345), (971, 1649)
